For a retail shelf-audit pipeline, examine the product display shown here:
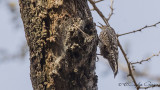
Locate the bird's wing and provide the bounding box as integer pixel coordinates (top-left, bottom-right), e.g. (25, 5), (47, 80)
(107, 28), (119, 60)
(99, 30), (111, 51)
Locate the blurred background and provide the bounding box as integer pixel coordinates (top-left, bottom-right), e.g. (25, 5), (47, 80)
(0, 0), (160, 90)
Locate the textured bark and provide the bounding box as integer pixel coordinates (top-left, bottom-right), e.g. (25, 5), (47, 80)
(19, 0), (98, 90)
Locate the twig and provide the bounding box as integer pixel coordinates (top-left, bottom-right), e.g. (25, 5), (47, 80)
(118, 21), (160, 37)
(107, 0), (114, 21)
(118, 40), (140, 90)
(131, 51), (160, 65)
(140, 85), (160, 89)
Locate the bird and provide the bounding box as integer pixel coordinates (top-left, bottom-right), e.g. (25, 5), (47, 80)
(98, 23), (119, 77)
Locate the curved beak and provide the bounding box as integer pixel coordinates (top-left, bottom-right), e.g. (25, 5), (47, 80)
(97, 22), (104, 29)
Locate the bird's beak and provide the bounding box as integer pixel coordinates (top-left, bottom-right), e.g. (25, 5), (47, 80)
(97, 22), (104, 29)
(98, 22), (104, 27)
(97, 25), (101, 29)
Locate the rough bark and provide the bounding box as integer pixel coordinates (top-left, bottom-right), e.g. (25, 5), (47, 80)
(19, 0), (98, 90)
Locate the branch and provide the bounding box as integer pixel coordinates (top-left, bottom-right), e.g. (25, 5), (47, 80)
(89, 0), (115, 25)
(118, 21), (160, 37)
(131, 51), (160, 65)
(88, 0), (109, 26)
(90, 0), (101, 11)
(119, 62), (160, 82)
(118, 40), (140, 90)
(89, 0), (140, 89)
(120, 62), (160, 90)
(94, 0), (104, 3)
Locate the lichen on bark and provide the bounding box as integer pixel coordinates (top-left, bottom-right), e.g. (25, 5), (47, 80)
(19, 0), (98, 90)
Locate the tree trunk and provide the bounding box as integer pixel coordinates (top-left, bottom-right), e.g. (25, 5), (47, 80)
(19, 0), (98, 90)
